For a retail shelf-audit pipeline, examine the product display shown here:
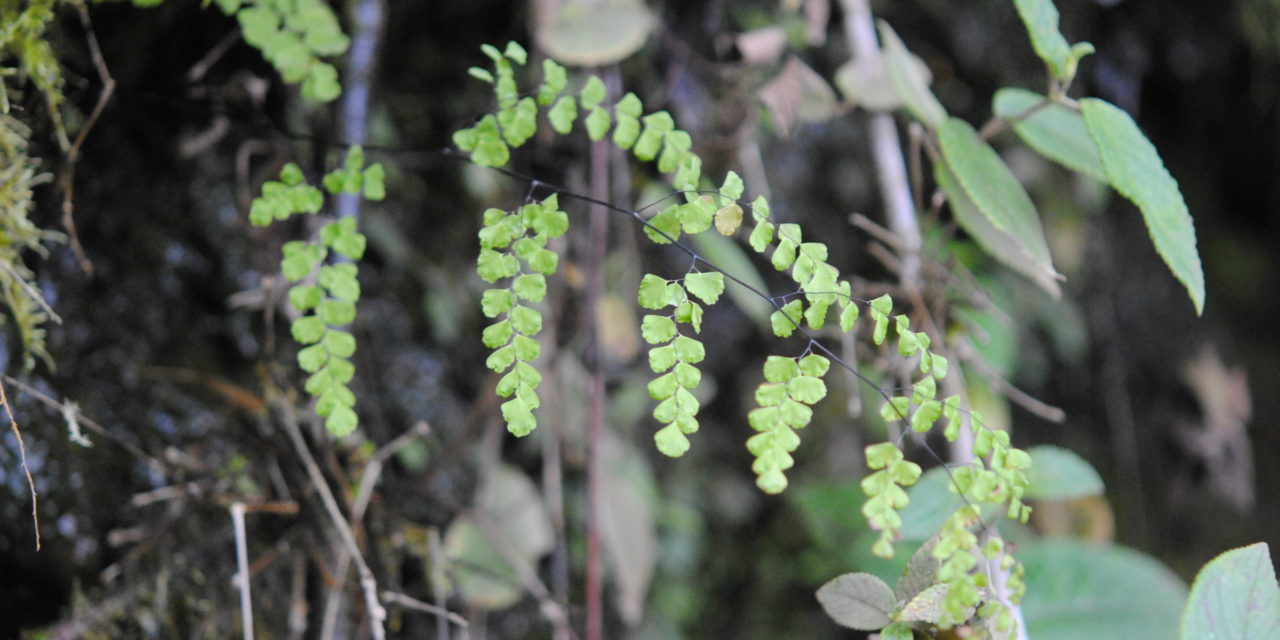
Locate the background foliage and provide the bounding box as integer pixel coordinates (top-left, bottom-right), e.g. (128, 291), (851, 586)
(1, 0), (1278, 638)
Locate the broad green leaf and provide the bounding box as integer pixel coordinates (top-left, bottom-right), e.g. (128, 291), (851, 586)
(596, 434), (659, 625)
(684, 271), (725, 305)
(1024, 445), (1104, 501)
(443, 466), (554, 607)
(815, 572), (896, 631)
(1012, 0), (1071, 80)
(1081, 98), (1205, 315)
(536, 0), (652, 67)
(877, 21), (946, 129)
(1181, 543), (1279, 640)
(993, 88), (1106, 181)
(897, 582), (949, 624)
(898, 467), (1001, 540)
(1020, 540), (1187, 640)
(936, 120), (1062, 297)
(895, 537), (941, 604)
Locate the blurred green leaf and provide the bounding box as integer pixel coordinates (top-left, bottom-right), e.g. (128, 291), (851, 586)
(1020, 540), (1187, 640)
(1025, 445), (1104, 501)
(1181, 543), (1279, 640)
(878, 20), (946, 129)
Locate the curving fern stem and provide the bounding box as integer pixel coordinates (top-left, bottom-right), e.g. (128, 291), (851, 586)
(457, 41), (1040, 635)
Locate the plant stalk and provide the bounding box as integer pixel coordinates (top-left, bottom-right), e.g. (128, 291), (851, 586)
(840, 0), (921, 291)
(583, 129), (610, 640)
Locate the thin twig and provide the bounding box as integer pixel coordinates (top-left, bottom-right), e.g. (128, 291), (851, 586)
(321, 420), (429, 638)
(1, 379), (38, 549)
(61, 1), (117, 275)
(2, 374), (170, 473)
(381, 590), (470, 636)
(231, 502), (255, 640)
(954, 339), (1067, 424)
(840, 0), (920, 290)
(275, 398), (386, 640)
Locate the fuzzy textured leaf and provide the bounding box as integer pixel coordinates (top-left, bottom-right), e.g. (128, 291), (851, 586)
(816, 572), (896, 631)
(1082, 98), (1204, 315)
(993, 88), (1105, 181)
(1180, 543), (1279, 640)
(1013, 0), (1072, 80)
(938, 119), (1062, 296)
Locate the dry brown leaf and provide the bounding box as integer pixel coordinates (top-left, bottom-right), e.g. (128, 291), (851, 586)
(757, 56), (839, 137)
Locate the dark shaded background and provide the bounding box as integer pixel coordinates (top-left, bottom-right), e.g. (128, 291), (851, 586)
(2, 0), (1277, 637)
